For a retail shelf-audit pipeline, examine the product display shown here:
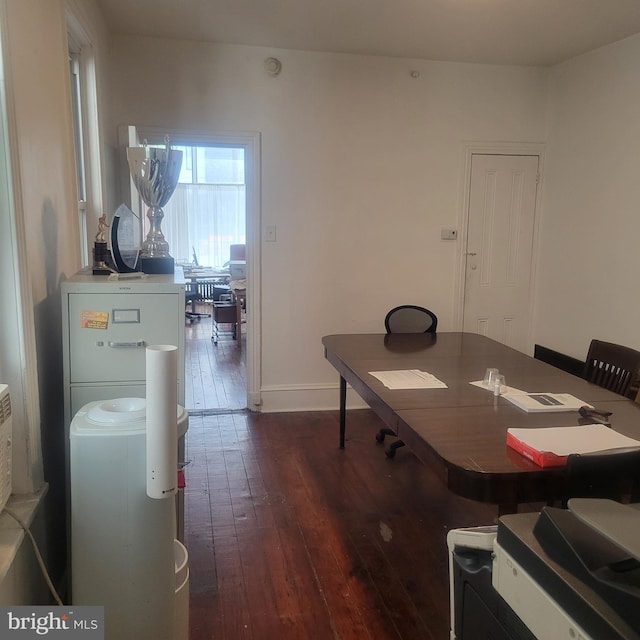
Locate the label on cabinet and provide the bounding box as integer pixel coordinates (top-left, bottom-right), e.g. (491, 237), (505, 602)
(80, 310), (109, 329)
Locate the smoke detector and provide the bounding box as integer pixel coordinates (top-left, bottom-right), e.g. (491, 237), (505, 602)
(264, 57), (282, 77)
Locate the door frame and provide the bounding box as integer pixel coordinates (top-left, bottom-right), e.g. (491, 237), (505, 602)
(453, 141), (546, 353)
(134, 126), (262, 410)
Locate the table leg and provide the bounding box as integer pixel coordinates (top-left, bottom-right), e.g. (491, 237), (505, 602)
(236, 294), (242, 342)
(339, 375), (346, 449)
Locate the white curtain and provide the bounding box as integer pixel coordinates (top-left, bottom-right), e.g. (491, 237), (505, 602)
(161, 183), (245, 267)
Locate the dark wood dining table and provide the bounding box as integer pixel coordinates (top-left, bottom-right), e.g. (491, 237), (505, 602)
(322, 332), (640, 513)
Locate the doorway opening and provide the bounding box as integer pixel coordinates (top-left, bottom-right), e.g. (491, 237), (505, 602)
(163, 144), (248, 413)
(130, 127), (262, 414)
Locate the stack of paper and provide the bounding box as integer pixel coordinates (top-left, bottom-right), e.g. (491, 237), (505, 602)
(368, 369), (448, 390)
(506, 424), (640, 467)
(502, 392), (588, 413)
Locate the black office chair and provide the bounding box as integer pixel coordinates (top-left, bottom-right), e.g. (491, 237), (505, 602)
(561, 448), (640, 507)
(185, 282), (210, 323)
(377, 305), (438, 458)
(583, 339), (640, 400)
(384, 305), (438, 334)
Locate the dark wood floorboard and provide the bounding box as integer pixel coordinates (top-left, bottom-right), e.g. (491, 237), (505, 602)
(182, 322), (534, 639)
(185, 303), (247, 412)
(184, 409), (501, 640)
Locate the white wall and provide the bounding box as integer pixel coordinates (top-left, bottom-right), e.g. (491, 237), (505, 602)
(534, 33), (640, 361)
(0, 0), (110, 602)
(4, 0), (80, 300)
(108, 37), (548, 409)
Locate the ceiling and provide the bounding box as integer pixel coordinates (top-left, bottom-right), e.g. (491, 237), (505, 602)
(95, 0), (640, 67)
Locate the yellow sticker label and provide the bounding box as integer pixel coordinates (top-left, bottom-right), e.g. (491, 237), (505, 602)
(81, 310), (109, 330)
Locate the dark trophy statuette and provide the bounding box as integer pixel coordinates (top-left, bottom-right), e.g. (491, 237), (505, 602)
(92, 214), (115, 275)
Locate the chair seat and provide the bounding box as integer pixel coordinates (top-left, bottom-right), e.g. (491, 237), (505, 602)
(562, 448), (640, 505)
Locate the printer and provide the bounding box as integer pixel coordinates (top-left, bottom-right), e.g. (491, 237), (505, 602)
(448, 499), (640, 640)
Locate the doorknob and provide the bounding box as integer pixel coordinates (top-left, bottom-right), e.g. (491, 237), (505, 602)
(465, 252), (477, 256)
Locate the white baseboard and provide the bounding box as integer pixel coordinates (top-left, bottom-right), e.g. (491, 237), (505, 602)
(258, 383), (368, 413)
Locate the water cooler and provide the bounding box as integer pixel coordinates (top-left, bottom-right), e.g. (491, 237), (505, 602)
(70, 397), (189, 640)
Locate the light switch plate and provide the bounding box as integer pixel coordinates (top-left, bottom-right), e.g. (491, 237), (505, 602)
(441, 228), (457, 240)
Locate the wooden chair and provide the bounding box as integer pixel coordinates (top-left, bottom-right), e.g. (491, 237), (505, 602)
(377, 305), (438, 458)
(583, 339), (640, 399)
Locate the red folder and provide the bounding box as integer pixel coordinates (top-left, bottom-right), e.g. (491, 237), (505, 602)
(507, 424), (640, 468)
(506, 430), (568, 468)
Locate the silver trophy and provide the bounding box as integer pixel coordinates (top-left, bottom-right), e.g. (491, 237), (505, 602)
(127, 138), (183, 274)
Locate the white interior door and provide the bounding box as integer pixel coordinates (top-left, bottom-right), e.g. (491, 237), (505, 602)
(462, 154), (539, 353)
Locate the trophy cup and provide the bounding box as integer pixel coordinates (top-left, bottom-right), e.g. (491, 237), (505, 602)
(127, 138), (183, 274)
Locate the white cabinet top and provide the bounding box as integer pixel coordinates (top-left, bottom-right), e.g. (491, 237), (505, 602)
(62, 267), (185, 293)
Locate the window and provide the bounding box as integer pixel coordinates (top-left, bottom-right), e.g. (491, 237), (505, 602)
(161, 145), (246, 268)
(68, 49), (88, 266)
(67, 19), (102, 268)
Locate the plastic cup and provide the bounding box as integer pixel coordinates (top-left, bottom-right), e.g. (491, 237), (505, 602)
(483, 368), (499, 388)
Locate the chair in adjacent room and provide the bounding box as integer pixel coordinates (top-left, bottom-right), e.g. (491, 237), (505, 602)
(185, 281), (210, 323)
(376, 305), (438, 458)
(229, 244), (246, 262)
(583, 339), (640, 399)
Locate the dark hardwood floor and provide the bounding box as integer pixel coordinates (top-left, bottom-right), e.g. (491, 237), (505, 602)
(183, 312), (499, 639)
(185, 303), (247, 412)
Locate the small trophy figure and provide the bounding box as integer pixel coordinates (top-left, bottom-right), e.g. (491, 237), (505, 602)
(92, 214), (115, 275)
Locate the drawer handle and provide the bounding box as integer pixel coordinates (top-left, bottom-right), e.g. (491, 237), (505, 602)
(107, 340), (146, 349)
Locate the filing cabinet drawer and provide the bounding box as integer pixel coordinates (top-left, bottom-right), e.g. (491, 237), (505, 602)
(67, 292), (181, 383)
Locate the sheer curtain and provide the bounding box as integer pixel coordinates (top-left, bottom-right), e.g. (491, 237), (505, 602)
(162, 183), (245, 267)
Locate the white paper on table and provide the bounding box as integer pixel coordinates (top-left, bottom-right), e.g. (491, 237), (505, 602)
(368, 369), (448, 390)
(507, 424), (640, 456)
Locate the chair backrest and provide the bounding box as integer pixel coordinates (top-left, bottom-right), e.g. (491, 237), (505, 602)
(583, 339), (640, 399)
(230, 244), (246, 261)
(564, 448), (640, 504)
(384, 305), (438, 334)
(197, 279), (229, 302)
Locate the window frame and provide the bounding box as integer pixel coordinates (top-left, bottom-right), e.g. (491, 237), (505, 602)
(0, 1), (44, 495)
(68, 48), (88, 266)
(66, 14), (104, 268)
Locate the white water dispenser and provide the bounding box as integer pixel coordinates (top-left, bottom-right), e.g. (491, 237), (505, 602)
(70, 397), (189, 640)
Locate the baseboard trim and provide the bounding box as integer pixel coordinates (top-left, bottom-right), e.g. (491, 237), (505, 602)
(259, 383), (367, 413)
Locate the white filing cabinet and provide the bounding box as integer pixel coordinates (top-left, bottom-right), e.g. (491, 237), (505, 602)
(62, 268), (186, 536)
(62, 269), (185, 423)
